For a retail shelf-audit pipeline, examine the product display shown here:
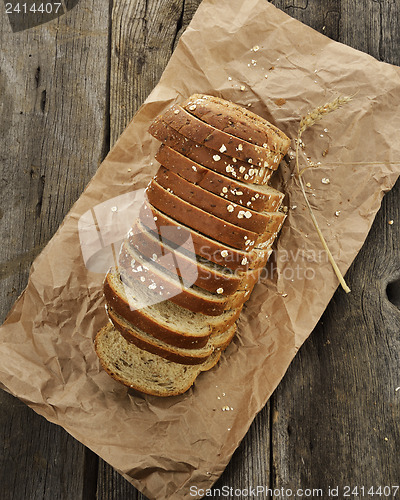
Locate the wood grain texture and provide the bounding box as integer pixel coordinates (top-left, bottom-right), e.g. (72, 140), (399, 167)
(109, 0), (197, 145)
(97, 462), (147, 500)
(0, 390), (90, 500)
(0, 0), (111, 498)
(272, 187), (400, 491)
(212, 408), (272, 495)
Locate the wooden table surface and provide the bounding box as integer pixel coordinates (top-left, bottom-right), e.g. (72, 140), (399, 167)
(0, 1), (399, 499)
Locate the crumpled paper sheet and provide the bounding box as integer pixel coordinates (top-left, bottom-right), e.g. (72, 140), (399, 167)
(1, 0), (400, 498)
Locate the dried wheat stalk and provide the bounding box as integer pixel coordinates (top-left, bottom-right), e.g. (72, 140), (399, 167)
(296, 96), (352, 294)
(298, 96), (352, 135)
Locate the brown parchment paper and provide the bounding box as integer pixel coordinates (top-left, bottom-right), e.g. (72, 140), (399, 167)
(1, 0), (400, 498)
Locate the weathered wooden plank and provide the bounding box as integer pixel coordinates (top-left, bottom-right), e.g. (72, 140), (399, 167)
(340, 0), (385, 62)
(0, 390), (93, 500)
(274, 0), (341, 40)
(109, 0), (199, 145)
(272, 181), (400, 493)
(97, 462), (147, 500)
(212, 408), (271, 495)
(271, 0), (400, 495)
(0, 0), (111, 498)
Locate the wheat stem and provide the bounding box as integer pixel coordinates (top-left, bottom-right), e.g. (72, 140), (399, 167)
(299, 164), (319, 177)
(295, 96), (352, 294)
(297, 173), (351, 293)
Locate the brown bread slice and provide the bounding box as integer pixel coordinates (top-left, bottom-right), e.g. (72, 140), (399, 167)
(108, 307), (237, 365)
(145, 180), (283, 251)
(118, 244), (248, 316)
(149, 121), (274, 184)
(156, 145), (284, 212)
(153, 166), (285, 234)
(181, 94), (291, 154)
(160, 105), (283, 168)
(138, 202), (274, 271)
(104, 270), (241, 349)
(95, 324), (222, 397)
(126, 221), (261, 295)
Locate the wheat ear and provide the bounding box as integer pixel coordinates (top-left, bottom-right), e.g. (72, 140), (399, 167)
(296, 96), (352, 294)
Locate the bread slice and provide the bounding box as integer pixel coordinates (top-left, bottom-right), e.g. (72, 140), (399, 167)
(107, 307), (237, 365)
(118, 244), (249, 316)
(138, 202), (273, 271)
(153, 166), (285, 234)
(126, 219), (261, 295)
(156, 145), (284, 212)
(149, 121), (274, 184)
(181, 94), (291, 154)
(95, 324), (222, 397)
(104, 270), (241, 349)
(145, 180), (283, 251)
(160, 105), (283, 168)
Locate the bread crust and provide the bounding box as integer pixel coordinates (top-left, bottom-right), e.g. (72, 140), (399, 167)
(156, 145), (284, 212)
(104, 276), (210, 348)
(104, 272), (243, 347)
(108, 308), (215, 365)
(154, 166), (285, 234)
(96, 94), (288, 396)
(108, 308), (238, 365)
(149, 121), (273, 184)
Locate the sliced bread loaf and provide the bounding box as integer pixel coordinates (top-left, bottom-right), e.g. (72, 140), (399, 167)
(95, 324), (222, 397)
(104, 270), (241, 349)
(160, 105), (283, 168)
(155, 145), (284, 212)
(149, 121), (274, 184)
(181, 94), (291, 154)
(138, 202), (274, 271)
(153, 166), (285, 234)
(96, 93), (289, 397)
